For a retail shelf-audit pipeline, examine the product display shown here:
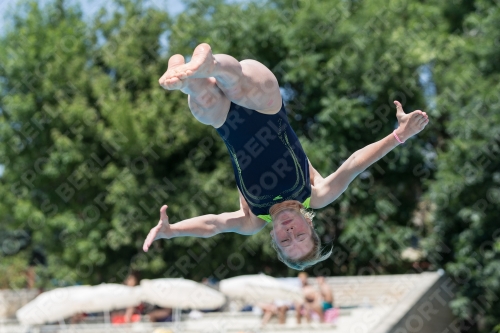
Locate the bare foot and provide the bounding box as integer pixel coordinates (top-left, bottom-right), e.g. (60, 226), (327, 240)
(159, 54), (188, 90)
(180, 77), (217, 95)
(168, 43), (217, 81)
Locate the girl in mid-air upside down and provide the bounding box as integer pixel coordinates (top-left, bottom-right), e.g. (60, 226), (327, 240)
(143, 43), (429, 270)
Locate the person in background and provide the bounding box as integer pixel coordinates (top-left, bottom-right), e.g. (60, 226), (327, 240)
(123, 272), (172, 323)
(317, 276), (334, 312)
(69, 312), (87, 324)
(147, 307), (173, 322)
(259, 300), (291, 327)
(123, 272), (141, 323)
(295, 272), (324, 323)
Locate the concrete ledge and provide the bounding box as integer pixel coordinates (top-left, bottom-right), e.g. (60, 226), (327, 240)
(371, 271), (456, 333)
(0, 289), (38, 319)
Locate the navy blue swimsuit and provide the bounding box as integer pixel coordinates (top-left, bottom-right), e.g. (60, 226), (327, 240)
(215, 101), (311, 221)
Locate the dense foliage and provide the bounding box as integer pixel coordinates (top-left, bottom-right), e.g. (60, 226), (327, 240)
(0, 0), (499, 331)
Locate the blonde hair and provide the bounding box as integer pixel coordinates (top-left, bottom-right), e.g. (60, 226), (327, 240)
(271, 208), (332, 270)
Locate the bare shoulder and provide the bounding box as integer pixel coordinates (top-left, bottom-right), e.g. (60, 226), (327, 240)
(310, 159), (358, 209)
(309, 186), (324, 210)
(237, 189), (267, 235)
(214, 210), (266, 235)
(240, 214), (267, 235)
(308, 160), (325, 186)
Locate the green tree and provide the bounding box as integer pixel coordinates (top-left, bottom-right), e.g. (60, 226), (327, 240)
(0, 0), (187, 285)
(273, 0), (447, 275)
(0, 0), (282, 286)
(423, 0), (500, 331)
(167, 0), (449, 277)
(0, 0), (445, 285)
(4, 8), (499, 332)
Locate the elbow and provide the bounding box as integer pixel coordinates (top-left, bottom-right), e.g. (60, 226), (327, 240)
(205, 215), (219, 236)
(208, 213), (235, 236)
(347, 152), (362, 173)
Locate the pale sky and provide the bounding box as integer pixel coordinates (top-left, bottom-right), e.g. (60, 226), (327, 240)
(0, 0), (186, 34)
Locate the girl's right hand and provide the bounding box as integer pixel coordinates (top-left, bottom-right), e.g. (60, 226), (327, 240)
(143, 205), (171, 252)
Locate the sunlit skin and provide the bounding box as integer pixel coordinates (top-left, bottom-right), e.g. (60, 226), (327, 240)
(270, 208), (315, 260)
(143, 43), (430, 273)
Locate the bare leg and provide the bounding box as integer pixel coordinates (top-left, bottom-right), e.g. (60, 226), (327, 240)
(212, 56), (282, 113)
(148, 308), (172, 322)
(277, 306), (288, 324)
(294, 302), (303, 324)
(305, 306), (312, 323)
(184, 77), (230, 127)
(161, 43), (282, 114)
(261, 309), (274, 327)
(260, 304), (277, 327)
(313, 303), (324, 323)
(159, 54), (230, 127)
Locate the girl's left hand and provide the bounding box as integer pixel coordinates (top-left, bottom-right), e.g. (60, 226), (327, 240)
(394, 101), (429, 142)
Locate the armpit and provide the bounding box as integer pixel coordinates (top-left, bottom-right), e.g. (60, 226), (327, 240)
(308, 160), (324, 186)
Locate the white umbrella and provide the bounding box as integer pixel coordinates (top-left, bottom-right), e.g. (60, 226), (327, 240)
(140, 278), (226, 310)
(17, 286), (91, 325)
(16, 284), (142, 325)
(219, 274), (303, 304)
(80, 283), (143, 313)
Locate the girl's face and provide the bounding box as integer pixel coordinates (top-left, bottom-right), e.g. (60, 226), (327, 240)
(271, 208), (315, 260)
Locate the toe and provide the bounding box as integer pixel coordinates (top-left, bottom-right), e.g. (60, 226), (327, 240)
(178, 70), (190, 80)
(169, 77), (187, 90)
(172, 79), (183, 90)
(159, 76), (172, 89)
(166, 78), (179, 90)
(168, 54), (186, 68)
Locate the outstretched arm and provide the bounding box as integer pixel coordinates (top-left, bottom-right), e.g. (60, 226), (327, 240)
(310, 101), (429, 209)
(143, 199), (266, 252)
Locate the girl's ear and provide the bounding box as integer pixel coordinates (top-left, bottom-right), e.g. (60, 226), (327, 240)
(269, 230), (274, 238)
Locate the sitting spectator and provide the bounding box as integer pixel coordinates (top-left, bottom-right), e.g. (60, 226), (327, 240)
(317, 276), (334, 312)
(70, 312), (87, 324)
(123, 272), (141, 323)
(110, 271), (143, 324)
(295, 272), (324, 323)
(259, 299), (292, 327)
(147, 306), (173, 322)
